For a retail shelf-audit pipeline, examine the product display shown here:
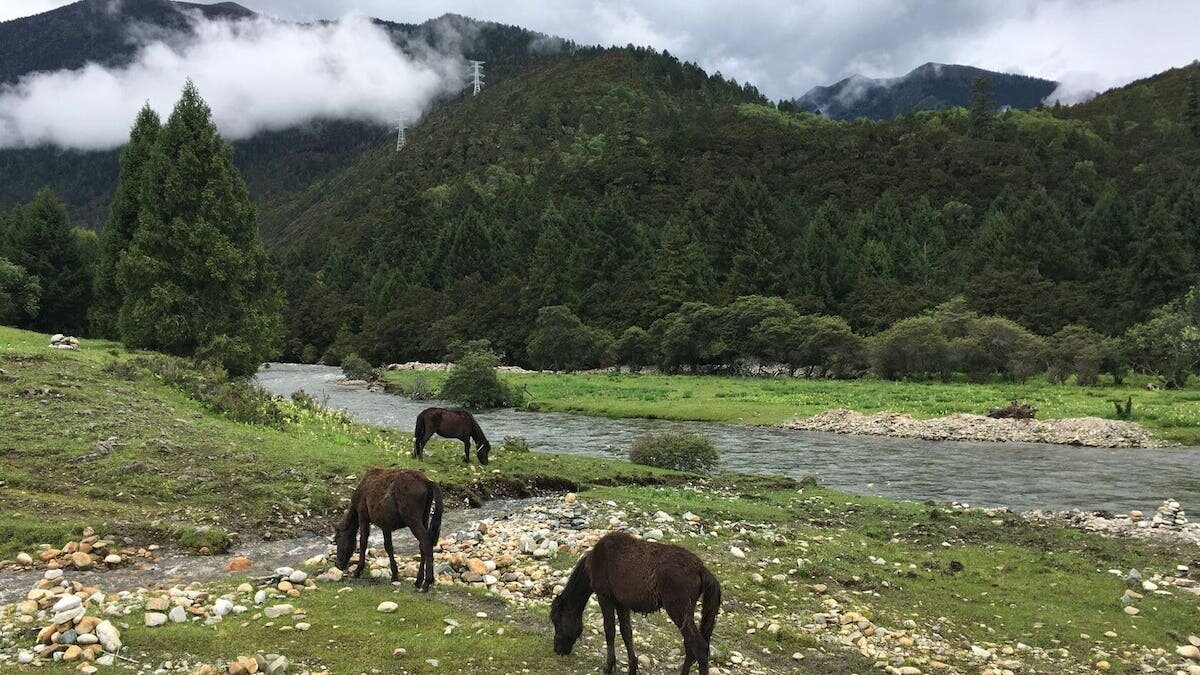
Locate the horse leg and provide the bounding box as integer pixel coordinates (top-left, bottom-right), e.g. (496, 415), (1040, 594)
(617, 607), (638, 675)
(666, 601), (706, 675)
(354, 515), (370, 579)
(382, 529), (399, 583)
(408, 520), (432, 591)
(461, 438), (471, 463)
(416, 428), (436, 460)
(598, 598), (617, 674)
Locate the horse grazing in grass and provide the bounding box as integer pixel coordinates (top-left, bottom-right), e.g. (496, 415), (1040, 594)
(550, 531), (721, 674)
(333, 467), (443, 591)
(413, 407), (491, 465)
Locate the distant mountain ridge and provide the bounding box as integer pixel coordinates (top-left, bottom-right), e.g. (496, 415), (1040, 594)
(793, 62), (1059, 120)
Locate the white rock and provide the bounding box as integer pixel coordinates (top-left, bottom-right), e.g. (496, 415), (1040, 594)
(730, 546), (746, 559)
(377, 601), (399, 613)
(16, 552), (33, 566)
(144, 612), (168, 627)
(43, 569), (63, 580)
(275, 566), (295, 577)
(104, 554), (122, 565)
(289, 570), (308, 584)
(18, 651), (35, 664)
(168, 606), (187, 623)
(53, 606), (84, 625)
(213, 599), (233, 617)
(263, 604), (294, 618)
(53, 594), (82, 612)
(254, 590), (267, 605)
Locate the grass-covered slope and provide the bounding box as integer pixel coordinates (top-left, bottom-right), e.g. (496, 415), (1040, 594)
(0, 325), (673, 555)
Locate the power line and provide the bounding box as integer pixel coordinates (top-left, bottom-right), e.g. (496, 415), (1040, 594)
(468, 60), (485, 95)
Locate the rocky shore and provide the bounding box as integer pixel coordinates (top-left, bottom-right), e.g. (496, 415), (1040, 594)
(786, 409), (1159, 448)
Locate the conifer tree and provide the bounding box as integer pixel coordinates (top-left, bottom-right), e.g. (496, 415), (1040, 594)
(8, 189), (91, 332)
(521, 207), (575, 312)
(1083, 184), (1133, 268)
(1186, 67), (1200, 139)
(1131, 195), (1193, 309)
(91, 103), (160, 337)
(652, 215), (715, 315)
(729, 213), (784, 296)
(116, 81), (280, 376)
(444, 208), (496, 281)
(1011, 186), (1083, 281)
(968, 76), (995, 137)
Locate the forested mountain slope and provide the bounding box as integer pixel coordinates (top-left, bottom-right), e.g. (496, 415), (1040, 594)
(266, 48), (1200, 366)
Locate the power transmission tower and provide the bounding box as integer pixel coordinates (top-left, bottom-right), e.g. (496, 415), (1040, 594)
(395, 118), (406, 151)
(468, 60), (485, 95)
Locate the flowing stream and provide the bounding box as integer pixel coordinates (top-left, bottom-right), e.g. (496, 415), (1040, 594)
(256, 364), (1200, 513)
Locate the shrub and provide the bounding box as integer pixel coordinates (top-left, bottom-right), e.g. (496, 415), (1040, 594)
(869, 316), (949, 380)
(440, 346), (525, 408)
(102, 359), (140, 381)
(502, 435), (531, 453)
(629, 431), (719, 474)
(616, 326), (655, 371)
(1047, 324), (1104, 385)
(526, 305), (614, 371)
(177, 526), (232, 554)
(340, 352), (378, 381)
(135, 355), (293, 429)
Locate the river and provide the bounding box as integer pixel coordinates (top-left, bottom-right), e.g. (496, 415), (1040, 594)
(255, 363), (1200, 513)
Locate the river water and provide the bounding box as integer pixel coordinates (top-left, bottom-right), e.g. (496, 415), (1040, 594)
(255, 364), (1200, 513)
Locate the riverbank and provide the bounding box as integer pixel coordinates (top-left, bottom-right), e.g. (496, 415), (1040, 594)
(383, 367), (1198, 445)
(3, 327), (1200, 673)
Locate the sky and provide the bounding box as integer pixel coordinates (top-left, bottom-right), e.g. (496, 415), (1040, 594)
(2, 0), (1197, 101)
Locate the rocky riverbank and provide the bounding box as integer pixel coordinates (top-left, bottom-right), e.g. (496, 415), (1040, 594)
(785, 409), (1160, 448)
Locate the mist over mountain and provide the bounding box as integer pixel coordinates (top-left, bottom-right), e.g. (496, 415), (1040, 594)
(793, 62), (1061, 120)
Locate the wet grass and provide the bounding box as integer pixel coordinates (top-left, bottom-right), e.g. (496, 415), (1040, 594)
(386, 369), (1200, 444)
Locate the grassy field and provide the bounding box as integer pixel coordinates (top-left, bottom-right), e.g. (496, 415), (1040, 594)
(2, 325), (1198, 673)
(386, 369), (1200, 444)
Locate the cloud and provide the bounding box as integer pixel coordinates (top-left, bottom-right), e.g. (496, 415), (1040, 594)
(0, 13), (465, 150)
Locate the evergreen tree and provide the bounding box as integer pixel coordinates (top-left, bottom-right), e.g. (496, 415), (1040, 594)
(91, 103), (160, 337)
(968, 76), (995, 137)
(729, 213), (784, 296)
(1130, 195), (1193, 309)
(1011, 186), (1083, 281)
(652, 215), (714, 315)
(1186, 67), (1200, 139)
(521, 207), (575, 312)
(116, 81), (281, 376)
(708, 179), (770, 282)
(444, 208), (496, 281)
(8, 189), (91, 333)
(909, 197), (945, 286)
(1083, 184), (1133, 268)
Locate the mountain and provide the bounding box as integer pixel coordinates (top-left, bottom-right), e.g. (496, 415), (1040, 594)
(0, 0), (255, 84)
(792, 62), (1059, 120)
(0, 3), (577, 227)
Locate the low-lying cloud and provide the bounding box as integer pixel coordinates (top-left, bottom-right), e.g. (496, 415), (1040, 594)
(0, 13), (465, 150)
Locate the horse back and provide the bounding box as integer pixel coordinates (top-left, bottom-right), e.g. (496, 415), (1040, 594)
(355, 467), (432, 530)
(587, 532), (706, 614)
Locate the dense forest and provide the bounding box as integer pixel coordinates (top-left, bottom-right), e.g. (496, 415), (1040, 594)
(266, 48), (1200, 377)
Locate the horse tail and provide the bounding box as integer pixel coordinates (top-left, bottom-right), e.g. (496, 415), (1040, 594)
(425, 481), (444, 551)
(699, 567), (722, 641)
(413, 412), (425, 458)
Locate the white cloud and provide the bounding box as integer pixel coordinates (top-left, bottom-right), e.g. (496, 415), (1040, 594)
(0, 13), (465, 149)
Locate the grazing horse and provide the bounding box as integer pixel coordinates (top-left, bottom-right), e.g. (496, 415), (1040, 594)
(550, 531), (721, 675)
(333, 467), (443, 591)
(413, 407), (491, 465)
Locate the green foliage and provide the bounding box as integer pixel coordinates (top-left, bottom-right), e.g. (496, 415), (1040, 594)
(176, 526), (232, 554)
(0, 258), (40, 325)
(1124, 287), (1200, 388)
(116, 81), (281, 376)
(525, 305), (613, 371)
(615, 326), (654, 371)
(502, 435), (531, 453)
(135, 354), (293, 429)
(91, 103), (159, 337)
(440, 345), (524, 408)
(340, 353), (378, 381)
(1047, 324), (1105, 385)
(4, 188), (91, 332)
(628, 431), (719, 474)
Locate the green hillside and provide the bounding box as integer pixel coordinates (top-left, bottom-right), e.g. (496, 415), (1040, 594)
(266, 47), (1200, 366)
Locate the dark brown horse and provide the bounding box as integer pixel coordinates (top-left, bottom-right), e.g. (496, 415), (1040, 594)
(333, 467), (443, 591)
(413, 407), (491, 465)
(550, 531), (721, 674)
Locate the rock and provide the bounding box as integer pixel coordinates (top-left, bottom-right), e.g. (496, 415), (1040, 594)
(145, 596), (170, 611)
(1178, 645), (1200, 660)
(214, 598), (234, 617)
(18, 650), (34, 664)
(263, 604), (294, 618)
(169, 605), (187, 623)
(103, 553), (122, 565)
(1123, 606), (1140, 615)
(316, 567), (344, 582)
(288, 570), (308, 584)
(77, 633), (98, 646)
(268, 655), (289, 673)
(1190, 635), (1200, 647)
(467, 558), (490, 576)
(60, 628), (79, 644)
(564, 492), (577, 504)
(295, 622), (310, 631)
(63, 645), (83, 661)
(377, 601), (399, 613)
(16, 551), (33, 566)
(1126, 569), (1141, 585)
(53, 594), (82, 612)
(645, 529), (664, 541)
(144, 612), (168, 627)
(53, 606), (85, 625)
(730, 546), (746, 559)
(43, 568), (63, 580)
(226, 556), (253, 572)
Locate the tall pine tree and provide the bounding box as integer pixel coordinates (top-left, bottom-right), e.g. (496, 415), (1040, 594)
(652, 215), (715, 316)
(8, 189), (91, 333)
(91, 103), (160, 337)
(116, 81), (280, 376)
(1130, 194), (1193, 309)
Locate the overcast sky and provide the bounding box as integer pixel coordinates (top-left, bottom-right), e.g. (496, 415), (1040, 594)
(2, 0), (1198, 101)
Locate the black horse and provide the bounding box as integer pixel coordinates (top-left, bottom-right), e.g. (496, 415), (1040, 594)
(413, 407), (491, 464)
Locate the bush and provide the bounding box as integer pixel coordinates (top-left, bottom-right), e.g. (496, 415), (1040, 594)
(1047, 324), (1103, 385)
(177, 526), (232, 554)
(135, 355), (293, 429)
(616, 326), (655, 371)
(502, 435), (531, 453)
(526, 305), (614, 371)
(440, 347), (525, 408)
(869, 316), (949, 380)
(629, 431), (719, 474)
(340, 352), (378, 381)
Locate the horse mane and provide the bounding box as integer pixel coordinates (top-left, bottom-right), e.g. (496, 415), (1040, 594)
(469, 415), (490, 448)
(337, 497), (359, 530)
(558, 553), (594, 614)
